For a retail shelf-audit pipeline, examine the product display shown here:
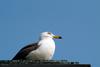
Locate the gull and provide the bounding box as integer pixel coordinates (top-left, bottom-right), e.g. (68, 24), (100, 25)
(12, 32), (62, 60)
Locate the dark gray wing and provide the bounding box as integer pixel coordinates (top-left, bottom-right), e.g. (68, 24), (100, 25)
(12, 43), (40, 60)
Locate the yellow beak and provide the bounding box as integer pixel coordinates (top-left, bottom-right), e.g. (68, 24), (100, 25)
(53, 35), (62, 39)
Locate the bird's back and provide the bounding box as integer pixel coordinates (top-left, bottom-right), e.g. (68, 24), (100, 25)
(12, 43), (39, 60)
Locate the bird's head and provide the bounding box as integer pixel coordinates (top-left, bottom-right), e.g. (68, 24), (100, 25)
(40, 32), (62, 40)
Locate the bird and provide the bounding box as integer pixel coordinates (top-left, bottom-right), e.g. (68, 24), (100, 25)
(12, 32), (62, 60)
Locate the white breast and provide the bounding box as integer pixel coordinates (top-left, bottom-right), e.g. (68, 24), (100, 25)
(26, 38), (55, 60)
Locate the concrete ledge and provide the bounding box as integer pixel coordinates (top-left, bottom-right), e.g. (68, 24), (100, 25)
(0, 60), (91, 67)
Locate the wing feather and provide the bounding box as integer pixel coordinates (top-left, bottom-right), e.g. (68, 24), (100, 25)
(12, 43), (40, 60)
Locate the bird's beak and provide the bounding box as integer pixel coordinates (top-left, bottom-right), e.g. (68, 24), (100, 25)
(53, 35), (62, 39)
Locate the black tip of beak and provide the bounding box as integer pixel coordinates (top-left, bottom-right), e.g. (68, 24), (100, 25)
(59, 36), (62, 39)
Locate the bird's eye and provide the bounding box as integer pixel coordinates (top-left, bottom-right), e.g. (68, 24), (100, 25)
(47, 32), (51, 35)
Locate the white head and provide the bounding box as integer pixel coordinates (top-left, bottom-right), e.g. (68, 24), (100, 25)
(40, 32), (62, 40)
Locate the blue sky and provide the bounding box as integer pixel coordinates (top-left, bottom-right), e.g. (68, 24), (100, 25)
(0, 0), (100, 67)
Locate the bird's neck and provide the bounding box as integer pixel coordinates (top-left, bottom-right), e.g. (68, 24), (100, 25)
(39, 37), (55, 45)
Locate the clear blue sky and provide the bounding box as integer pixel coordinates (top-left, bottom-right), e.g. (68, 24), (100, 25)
(0, 0), (100, 67)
